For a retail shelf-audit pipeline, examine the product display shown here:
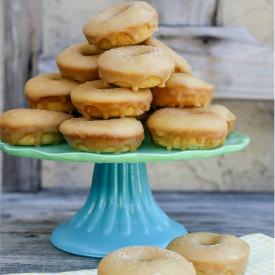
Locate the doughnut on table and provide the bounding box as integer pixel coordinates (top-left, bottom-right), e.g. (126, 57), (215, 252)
(0, 132), (249, 258)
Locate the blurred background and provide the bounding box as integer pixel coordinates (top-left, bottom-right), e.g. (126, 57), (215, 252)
(0, 0), (273, 192)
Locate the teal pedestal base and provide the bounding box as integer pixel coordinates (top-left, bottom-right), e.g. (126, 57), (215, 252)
(51, 163), (187, 257)
(0, 133), (250, 257)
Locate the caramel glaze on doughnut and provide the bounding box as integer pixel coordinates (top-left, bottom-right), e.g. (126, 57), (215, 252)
(207, 105), (236, 134)
(24, 73), (79, 113)
(71, 80), (152, 119)
(167, 232), (250, 275)
(59, 117), (144, 153)
(56, 42), (103, 82)
(98, 246), (196, 275)
(0, 109), (71, 146)
(83, 1), (158, 49)
(152, 73), (214, 108)
(144, 37), (192, 73)
(147, 108), (227, 150)
(98, 45), (175, 92)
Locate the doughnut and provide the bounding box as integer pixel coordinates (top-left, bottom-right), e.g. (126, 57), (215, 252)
(147, 108), (227, 150)
(152, 73), (214, 108)
(207, 105), (236, 134)
(56, 42), (103, 82)
(24, 73), (79, 113)
(83, 1), (158, 49)
(98, 246), (196, 275)
(98, 45), (174, 92)
(71, 80), (152, 119)
(0, 109), (71, 146)
(167, 232), (250, 275)
(144, 37), (191, 73)
(59, 117), (144, 153)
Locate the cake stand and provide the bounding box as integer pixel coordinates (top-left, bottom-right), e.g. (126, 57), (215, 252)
(0, 132), (249, 258)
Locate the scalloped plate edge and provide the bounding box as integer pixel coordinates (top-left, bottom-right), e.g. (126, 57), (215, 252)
(0, 132), (250, 163)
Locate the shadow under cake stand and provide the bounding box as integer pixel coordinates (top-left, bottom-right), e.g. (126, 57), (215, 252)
(0, 132), (249, 258)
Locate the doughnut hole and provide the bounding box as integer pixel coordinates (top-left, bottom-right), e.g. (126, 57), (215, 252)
(128, 252), (162, 263)
(61, 68), (99, 83)
(88, 80), (113, 89)
(198, 235), (222, 246)
(96, 23), (156, 49)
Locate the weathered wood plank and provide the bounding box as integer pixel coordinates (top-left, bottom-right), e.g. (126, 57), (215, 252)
(156, 26), (274, 99)
(2, 0), (42, 192)
(147, 0), (219, 26)
(0, 191), (273, 274)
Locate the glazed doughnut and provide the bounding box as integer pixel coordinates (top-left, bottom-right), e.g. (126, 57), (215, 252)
(98, 246), (196, 275)
(147, 108), (227, 150)
(98, 45), (174, 92)
(0, 109), (71, 146)
(24, 73), (79, 113)
(56, 42), (103, 82)
(83, 1), (158, 49)
(152, 73), (214, 108)
(71, 80), (152, 119)
(60, 117), (144, 153)
(207, 105), (236, 134)
(167, 232), (250, 275)
(144, 37), (191, 73)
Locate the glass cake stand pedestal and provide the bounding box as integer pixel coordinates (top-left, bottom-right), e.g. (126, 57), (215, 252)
(0, 132), (249, 258)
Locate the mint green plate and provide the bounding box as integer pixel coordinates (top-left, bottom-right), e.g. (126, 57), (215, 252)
(0, 132), (249, 163)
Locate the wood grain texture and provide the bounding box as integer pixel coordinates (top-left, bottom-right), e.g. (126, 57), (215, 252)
(0, 190), (273, 274)
(156, 26), (274, 99)
(147, 0), (219, 25)
(2, 0), (42, 192)
(218, 0), (274, 47)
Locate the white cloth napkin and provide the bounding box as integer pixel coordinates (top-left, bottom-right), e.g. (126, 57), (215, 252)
(6, 233), (274, 275)
(241, 233), (274, 275)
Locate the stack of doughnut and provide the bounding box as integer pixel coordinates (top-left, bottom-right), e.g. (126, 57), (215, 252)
(98, 232), (250, 275)
(0, 1), (236, 153)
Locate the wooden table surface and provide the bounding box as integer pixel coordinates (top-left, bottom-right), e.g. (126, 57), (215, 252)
(1, 190), (274, 274)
